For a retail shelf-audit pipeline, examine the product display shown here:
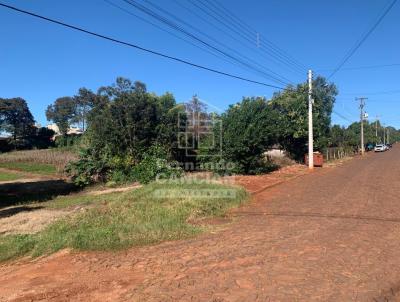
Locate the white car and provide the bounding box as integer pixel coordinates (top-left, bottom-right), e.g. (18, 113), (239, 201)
(374, 144), (385, 152)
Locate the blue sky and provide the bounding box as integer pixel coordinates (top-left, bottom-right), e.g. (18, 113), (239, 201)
(0, 0), (399, 128)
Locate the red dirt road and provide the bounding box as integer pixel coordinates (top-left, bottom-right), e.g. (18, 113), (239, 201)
(2, 148), (400, 301)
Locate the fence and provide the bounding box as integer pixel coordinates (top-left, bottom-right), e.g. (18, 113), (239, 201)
(324, 147), (357, 162)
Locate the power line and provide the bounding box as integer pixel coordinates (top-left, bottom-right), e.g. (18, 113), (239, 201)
(140, 0), (294, 85)
(171, 0), (303, 76)
(332, 110), (354, 123)
(203, 0), (307, 72)
(340, 89), (400, 96)
(0, 2), (285, 89)
(328, 0), (397, 79)
(317, 62), (400, 72)
(103, 0), (255, 71)
(192, 0), (306, 74)
(103, 0), (238, 66)
(122, 0), (292, 86)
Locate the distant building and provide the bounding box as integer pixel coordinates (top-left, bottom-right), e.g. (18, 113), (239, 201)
(46, 123), (83, 137)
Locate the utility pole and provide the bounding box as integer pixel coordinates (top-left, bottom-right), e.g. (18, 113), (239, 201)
(383, 125), (386, 145)
(308, 70), (314, 169)
(375, 115), (379, 143)
(356, 97), (367, 155)
(387, 127), (390, 144)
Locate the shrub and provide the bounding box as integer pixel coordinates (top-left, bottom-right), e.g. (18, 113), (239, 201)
(131, 145), (183, 184)
(67, 145), (183, 186)
(55, 134), (82, 149)
(65, 148), (110, 186)
(202, 97), (279, 175)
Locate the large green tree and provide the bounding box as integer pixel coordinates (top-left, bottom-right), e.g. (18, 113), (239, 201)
(46, 97), (76, 135)
(73, 88), (96, 131)
(213, 97), (279, 174)
(87, 77), (183, 161)
(0, 98), (35, 142)
(270, 76), (337, 160)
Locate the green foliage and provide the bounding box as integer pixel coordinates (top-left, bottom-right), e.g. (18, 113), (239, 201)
(201, 97), (279, 174)
(72, 88), (96, 131)
(46, 97), (76, 135)
(131, 145), (183, 184)
(88, 78), (183, 160)
(28, 127), (55, 149)
(328, 120), (400, 149)
(270, 76), (337, 160)
(0, 97), (35, 143)
(54, 134), (82, 148)
(66, 148), (110, 186)
(68, 77), (185, 185)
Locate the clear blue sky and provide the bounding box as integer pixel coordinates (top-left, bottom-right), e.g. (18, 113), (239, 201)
(0, 0), (399, 127)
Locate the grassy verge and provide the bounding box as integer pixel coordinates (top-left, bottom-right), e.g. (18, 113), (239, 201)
(0, 162), (57, 175)
(0, 182), (247, 262)
(0, 170), (23, 182)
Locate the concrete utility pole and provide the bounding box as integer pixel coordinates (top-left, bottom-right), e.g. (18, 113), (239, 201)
(387, 127), (390, 144)
(356, 97), (367, 155)
(308, 70), (314, 169)
(383, 125), (386, 145)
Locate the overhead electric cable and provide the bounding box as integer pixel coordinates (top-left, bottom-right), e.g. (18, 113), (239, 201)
(104, 0), (256, 70)
(201, 0), (307, 71)
(191, 0), (306, 74)
(328, 0), (397, 79)
(317, 62), (400, 72)
(171, 0), (302, 76)
(123, 0), (291, 85)
(0, 2), (285, 89)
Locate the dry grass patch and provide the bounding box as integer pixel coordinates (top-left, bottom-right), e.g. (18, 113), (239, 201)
(0, 149), (78, 174)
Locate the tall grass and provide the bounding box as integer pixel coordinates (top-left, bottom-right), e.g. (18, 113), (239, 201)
(0, 149), (78, 173)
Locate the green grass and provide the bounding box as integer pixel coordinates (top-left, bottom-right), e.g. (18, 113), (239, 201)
(0, 182), (247, 262)
(0, 170), (23, 182)
(0, 162), (57, 175)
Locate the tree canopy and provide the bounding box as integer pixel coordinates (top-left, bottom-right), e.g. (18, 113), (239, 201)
(0, 97), (35, 142)
(46, 97), (76, 135)
(269, 76), (337, 160)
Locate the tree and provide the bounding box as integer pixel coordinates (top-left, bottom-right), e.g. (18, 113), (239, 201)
(46, 97), (76, 135)
(329, 124), (346, 147)
(30, 127), (55, 149)
(73, 88), (96, 131)
(87, 78), (184, 160)
(217, 97), (279, 174)
(0, 98), (35, 143)
(68, 77), (185, 185)
(270, 76), (337, 160)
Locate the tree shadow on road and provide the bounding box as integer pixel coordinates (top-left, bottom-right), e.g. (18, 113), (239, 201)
(0, 179), (79, 208)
